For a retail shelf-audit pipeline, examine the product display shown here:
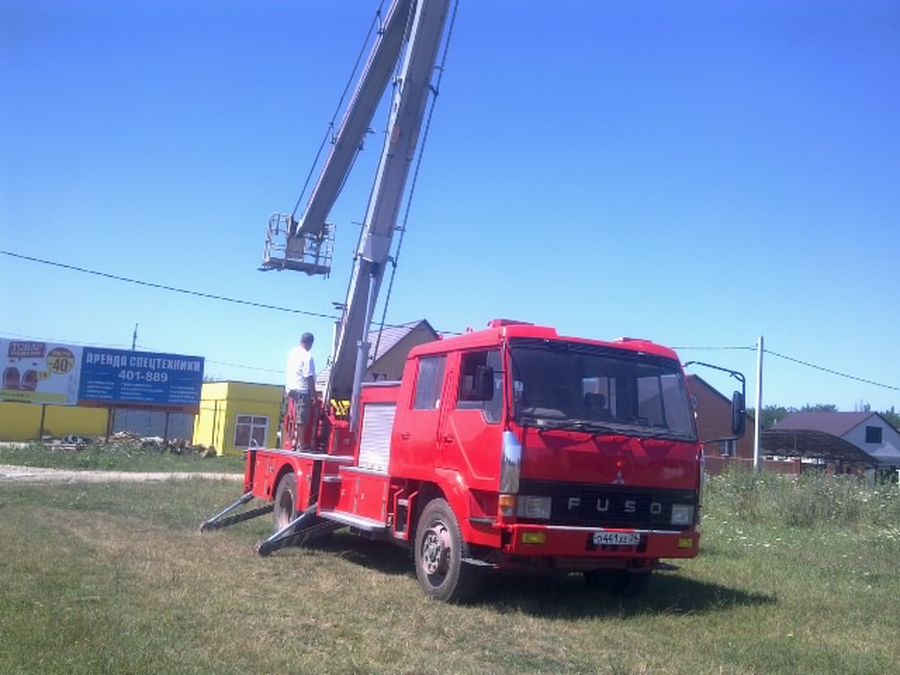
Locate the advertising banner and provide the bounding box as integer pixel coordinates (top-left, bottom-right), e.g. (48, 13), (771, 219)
(77, 348), (205, 413)
(0, 339), (82, 405)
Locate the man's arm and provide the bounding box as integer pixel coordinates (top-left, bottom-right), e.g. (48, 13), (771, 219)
(305, 355), (316, 397)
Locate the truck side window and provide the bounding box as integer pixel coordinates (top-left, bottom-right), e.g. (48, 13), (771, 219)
(457, 350), (502, 424)
(413, 355), (446, 410)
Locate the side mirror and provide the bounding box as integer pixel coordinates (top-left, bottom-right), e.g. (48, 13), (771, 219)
(474, 365), (495, 401)
(731, 391), (746, 438)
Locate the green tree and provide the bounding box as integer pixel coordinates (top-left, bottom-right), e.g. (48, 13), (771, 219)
(854, 401), (899, 431)
(880, 406), (900, 431)
(799, 403), (838, 413)
(746, 405), (795, 429)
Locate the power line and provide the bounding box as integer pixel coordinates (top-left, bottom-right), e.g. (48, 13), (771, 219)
(1, 249), (341, 320)
(764, 348), (898, 392)
(6, 250), (894, 390)
(1, 249), (463, 335)
(676, 342), (898, 392)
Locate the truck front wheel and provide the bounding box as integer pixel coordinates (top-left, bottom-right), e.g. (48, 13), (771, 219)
(414, 498), (481, 603)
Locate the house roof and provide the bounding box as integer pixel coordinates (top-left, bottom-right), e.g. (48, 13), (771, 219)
(774, 412), (874, 437)
(316, 319), (438, 387)
(368, 319), (437, 366)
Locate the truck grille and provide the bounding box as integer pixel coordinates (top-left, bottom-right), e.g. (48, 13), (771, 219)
(518, 480), (697, 531)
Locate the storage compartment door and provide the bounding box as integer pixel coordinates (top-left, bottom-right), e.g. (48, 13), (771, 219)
(358, 403), (396, 473)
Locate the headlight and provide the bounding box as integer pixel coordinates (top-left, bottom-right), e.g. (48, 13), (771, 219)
(516, 495), (552, 520)
(671, 504), (694, 526)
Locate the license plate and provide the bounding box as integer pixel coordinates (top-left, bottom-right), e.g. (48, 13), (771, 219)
(593, 531), (640, 547)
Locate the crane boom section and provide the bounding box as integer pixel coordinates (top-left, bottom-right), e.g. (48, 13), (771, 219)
(296, 0), (413, 238)
(327, 0), (451, 406)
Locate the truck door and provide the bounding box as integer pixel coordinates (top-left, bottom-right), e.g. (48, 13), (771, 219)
(438, 349), (504, 491)
(392, 354), (448, 478)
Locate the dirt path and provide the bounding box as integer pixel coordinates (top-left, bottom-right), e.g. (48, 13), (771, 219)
(0, 464), (242, 484)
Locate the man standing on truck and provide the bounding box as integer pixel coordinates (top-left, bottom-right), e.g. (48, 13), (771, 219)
(285, 332), (316, 450)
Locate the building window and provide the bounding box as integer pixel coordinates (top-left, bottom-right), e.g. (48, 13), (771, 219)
(720, 440), (736, 457)
(865, 426), (882, 444)
(413, 356), (446, 410)
(235, 415), (268, 449)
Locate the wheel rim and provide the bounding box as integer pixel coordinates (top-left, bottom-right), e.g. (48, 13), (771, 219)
(420, 520), (452, 581)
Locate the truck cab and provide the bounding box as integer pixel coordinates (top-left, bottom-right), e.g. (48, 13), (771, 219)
(334, 321), (703, 600)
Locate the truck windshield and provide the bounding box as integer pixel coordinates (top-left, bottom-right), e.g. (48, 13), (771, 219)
(510, 341), (697, 442)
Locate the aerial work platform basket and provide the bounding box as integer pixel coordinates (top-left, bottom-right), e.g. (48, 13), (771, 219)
(260, 213), (334, 277)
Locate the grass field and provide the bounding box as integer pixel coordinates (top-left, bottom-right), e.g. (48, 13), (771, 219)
(1, 473), (898, 674)
(0, 442), (245, 473)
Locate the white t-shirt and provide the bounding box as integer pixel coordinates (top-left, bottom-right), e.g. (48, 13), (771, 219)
(286, 345), (316, 393)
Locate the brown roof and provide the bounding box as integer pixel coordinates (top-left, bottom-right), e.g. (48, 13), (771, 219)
(774, 412), (874, 437)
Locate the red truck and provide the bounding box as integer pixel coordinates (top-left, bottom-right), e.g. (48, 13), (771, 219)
(201, 1), (745, 602)
(204, 320), (745, 602)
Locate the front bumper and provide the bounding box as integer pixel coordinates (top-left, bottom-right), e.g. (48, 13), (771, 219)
(502, 524), (700, 559)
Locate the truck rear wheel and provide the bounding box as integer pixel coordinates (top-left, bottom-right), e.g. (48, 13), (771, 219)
(414, 498), (481, 603)
(273, 472), (298, 531)
(584, 568), (652, 598)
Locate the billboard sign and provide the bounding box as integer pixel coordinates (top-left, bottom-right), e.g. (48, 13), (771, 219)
(0, 339), (82, 405)
(77, 348), (204, 412)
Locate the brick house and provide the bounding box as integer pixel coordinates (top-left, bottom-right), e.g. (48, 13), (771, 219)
(686, 374), (754, 459)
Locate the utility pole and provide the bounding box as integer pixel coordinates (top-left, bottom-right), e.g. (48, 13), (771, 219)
(753, 335), (764, 471)
(132, 323), (138, 350)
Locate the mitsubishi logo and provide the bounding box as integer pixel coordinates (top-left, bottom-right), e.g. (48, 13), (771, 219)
(612, 469), (626, 485)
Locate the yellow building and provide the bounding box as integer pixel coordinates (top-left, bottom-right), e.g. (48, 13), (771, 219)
(0, 402), (109, 441)
(193, 381), (283, 456)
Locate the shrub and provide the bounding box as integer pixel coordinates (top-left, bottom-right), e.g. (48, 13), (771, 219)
(706, 467), (900, 529)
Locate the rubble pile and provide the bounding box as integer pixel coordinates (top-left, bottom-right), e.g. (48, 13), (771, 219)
(39, 432), (218, 457)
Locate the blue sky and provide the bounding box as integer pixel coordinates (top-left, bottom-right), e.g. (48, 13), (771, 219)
(2, 0), (898, 411)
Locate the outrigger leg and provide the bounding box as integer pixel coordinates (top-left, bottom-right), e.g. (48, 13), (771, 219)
(199, 492), (274, 533)
(255, 503), (328, 557)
